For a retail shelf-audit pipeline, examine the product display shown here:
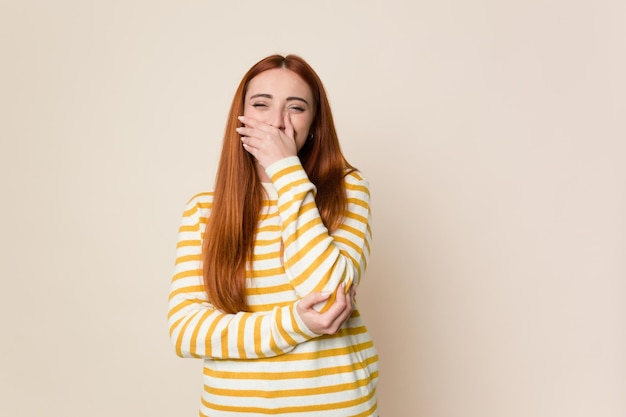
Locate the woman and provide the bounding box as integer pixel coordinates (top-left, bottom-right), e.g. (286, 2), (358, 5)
(168, 54), (379, 416)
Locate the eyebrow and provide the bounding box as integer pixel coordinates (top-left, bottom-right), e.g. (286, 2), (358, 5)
(249, 93), (309, 105)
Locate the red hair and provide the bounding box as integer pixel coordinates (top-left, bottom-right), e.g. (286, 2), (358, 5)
(203, 54), (355, 313)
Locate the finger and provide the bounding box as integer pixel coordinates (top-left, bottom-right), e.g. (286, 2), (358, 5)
(236, 126), (268, 143)
(240, 136), (253, 152)
(328, 287), (353, 333)
(339, 284), (355, 314)
(349, 285), (357, 302)
(310, 285), (346, 322)
(238, 115), (275, 133)
(284, 112), (295, 140)
(240, 134), (256, 148)
(324, 285), (348, 323)
(299, 290), (332, 310)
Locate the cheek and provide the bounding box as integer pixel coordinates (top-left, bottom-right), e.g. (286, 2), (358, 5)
(293, 117), (313, 136)
(242, 105), (254, 117)
(294, 121), (313, 151)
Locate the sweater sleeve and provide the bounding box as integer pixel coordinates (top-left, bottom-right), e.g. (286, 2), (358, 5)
(265, 156), (372, 311)
(167, 193), (318, 360)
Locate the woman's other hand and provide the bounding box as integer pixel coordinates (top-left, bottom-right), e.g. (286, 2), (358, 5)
(296, 284), (356, 335)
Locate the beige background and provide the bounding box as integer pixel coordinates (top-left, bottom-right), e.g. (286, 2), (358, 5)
(1, 1), (625, 416)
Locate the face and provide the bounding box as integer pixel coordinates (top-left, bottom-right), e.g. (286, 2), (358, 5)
(243, 68), (315, 151)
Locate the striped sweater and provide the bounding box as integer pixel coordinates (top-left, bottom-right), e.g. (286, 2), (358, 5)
(168, 156), (379, 416)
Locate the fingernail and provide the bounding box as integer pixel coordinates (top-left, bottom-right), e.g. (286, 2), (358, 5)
(321, 291), (331, 297)
(235, 127), (242, 132)
(237, 116), (244, 121)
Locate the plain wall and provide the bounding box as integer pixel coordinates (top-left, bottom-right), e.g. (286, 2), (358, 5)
(1, 1), (625, 416)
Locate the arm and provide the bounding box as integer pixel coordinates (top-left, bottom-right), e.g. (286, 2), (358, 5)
(266, 157), (372, 310)
(167, 194), (320, 359)
(236, 114), (371, 312)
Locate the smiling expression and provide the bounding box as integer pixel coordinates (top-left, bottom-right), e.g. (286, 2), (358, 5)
(243, 68), (316, 151)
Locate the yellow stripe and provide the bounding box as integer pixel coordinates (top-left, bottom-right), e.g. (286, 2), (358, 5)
(337, 223), (366, 240)
(174, 254), (201, 265)
(245, 266), (286, 279)
(353, 401), (379, 417)
(169, 316), (184, 338)
(246, 283), (292, 296)
(268, 321), (283, 357)
(171, 269), (201, 282)
(203, 325), (370, 362)
(280, 176), (310, 190)
(204, 374), (373, 398)
(191, 309), (212, 358)
(182, 199), (212, 217)
(342, 209), (368, 224)
(252, 250), (281, 261)
(188, 191), (212, 200)
(312, 270), (343, 314)
(290, 244), (333, 288)
(204, 355), (378, 380)
(252, 238), (280, 247)
(275, 306), (297, 347)
(253, 315), (264, 358)
(270, 164), (302, 181)
(278, 189), (310, 209)
(204, 313), (222, 357)
(257, 210), (277, 220)
(260, 198), (276, 207)
(285, 230), (328, 268)
(237, 314), (249, 359)
(256, 223), (280, 232)
(280, 200), (318, 226)
(247, 300), (291, 312)
(283, 216), (323, 248)
(345, 182), (369, 195)
(253, 339), (375, 363)
(201, 383), (376, 414)
(176, 239), (201, 249)
(333, 235), (361, 254)
(289, 303), (310, 340)
(347, 197), (369, 210)
(220, 321), (229, 358)
(175, 312), (198, 358)
(181, 206), (198, 217)
(346, 170), (363, 181)
(178, 224), (200, 233)
(168, 285), (205, 301)
(167, 298), (197, 320)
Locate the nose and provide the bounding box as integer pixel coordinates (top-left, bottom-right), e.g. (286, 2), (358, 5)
(267, 109), (285, 130)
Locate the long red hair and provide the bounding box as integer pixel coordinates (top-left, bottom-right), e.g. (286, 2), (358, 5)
(203, 54), (354, 313)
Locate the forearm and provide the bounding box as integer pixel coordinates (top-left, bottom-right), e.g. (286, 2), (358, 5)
(169, 193), (318, 360)
(266, 157), (371, 304)
(168, 290), (316, 359)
